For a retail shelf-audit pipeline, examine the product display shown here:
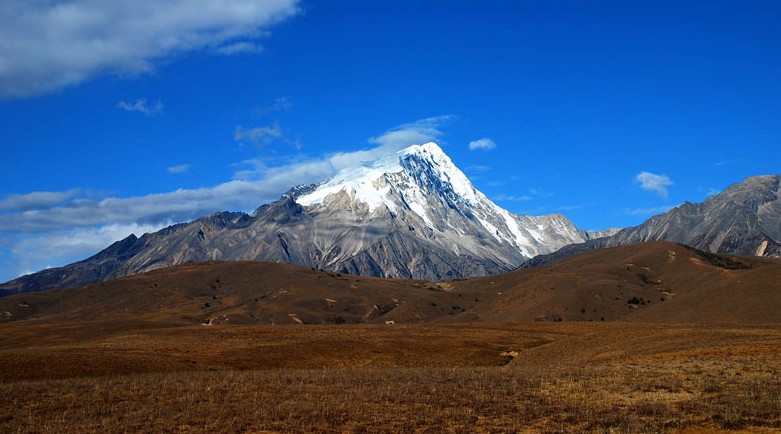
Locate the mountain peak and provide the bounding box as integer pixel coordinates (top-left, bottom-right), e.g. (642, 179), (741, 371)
(400, 141), (448, 162)
(399, 142), (479, 204)
(295, 141), (583, 258)
(295, 141), (476, 213)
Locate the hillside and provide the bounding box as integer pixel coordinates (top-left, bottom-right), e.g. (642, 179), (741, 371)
(2, 241), (779, 325)
(460, 241), (781, 323)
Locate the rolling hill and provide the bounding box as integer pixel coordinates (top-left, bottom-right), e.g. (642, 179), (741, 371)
(2, 241), (779, 325)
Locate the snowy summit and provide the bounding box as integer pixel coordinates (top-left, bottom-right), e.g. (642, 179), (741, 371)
(296, 142), (584, 258)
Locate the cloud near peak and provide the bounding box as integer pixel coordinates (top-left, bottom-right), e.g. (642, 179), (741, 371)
(635, 171), (673, 198)
(368, 115), (456, 150)
(0, 116), (459, 235)
(0, 0), (301, 98)
(0, 116), (457, 281)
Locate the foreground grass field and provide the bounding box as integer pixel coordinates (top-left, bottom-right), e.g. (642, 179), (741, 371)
(1, 321), (780, 433)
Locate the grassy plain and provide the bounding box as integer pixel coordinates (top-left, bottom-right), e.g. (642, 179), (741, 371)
(2, 242), (780, 432)
(1, 321), (779, 433)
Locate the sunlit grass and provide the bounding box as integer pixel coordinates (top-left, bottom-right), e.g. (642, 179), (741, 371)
(3, 351), (779, 433)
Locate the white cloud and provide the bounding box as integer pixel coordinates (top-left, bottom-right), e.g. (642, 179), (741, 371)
(7, 222), (168, 281)
(167, 164), (191, 174)
(0, 0), (300, 98)
(0, 189), (80, 211)
(0, 176), (323, 281)
(234, 124), (283, 146)
(117, 99), (163, 116)
(0, 180), (290, 233)
(368, 115), (456, 150)
(468, 138), (496, 151)
(635, 171), (673, 198)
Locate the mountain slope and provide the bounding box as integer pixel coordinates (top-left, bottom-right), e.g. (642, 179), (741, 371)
(0, 142), (584, 294)
(522, 175), (781, 269)
(2, 241), (779, 324)
(605, 175), (781, 256)
(455, 241), (781, 323)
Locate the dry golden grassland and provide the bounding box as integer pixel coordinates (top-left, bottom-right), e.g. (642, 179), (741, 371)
(1, 322), (780, 433)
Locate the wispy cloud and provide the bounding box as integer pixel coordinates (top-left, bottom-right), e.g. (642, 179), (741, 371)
(491, 187), (553, 204)
(635, 171), (673, 198)
(0, 0), (301, 98)
(714, 159), (743, 167)
(117, 99), (164, 116)
(468, 138), (496, 151)
(529, 188), (554, 198)
(0, 181), (287, 234)
(493, 194), (532, 202)
(255, 97), (293, 117)
(8, 222), (169, 280)
(167, 164), (191, 174)
(0, 189), (80, 211)
(467, 165), (491, 173)
(217, 41), (263, 55)
(234, 124), (283, 146)
(625, 205), (675, 216)
(1, 116), (458, 235)
(368, 115), (456, 150)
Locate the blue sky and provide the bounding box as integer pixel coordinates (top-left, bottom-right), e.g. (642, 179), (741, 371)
(1, 1), (779, 282)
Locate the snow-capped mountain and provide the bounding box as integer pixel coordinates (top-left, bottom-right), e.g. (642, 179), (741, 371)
(1, 142), (585, 294)
(296, 143), (583, 259)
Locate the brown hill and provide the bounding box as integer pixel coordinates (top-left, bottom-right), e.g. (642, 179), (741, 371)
(1, 241), (780, 325)
(456, 241), (781, 323)
(0, 261), (486, 325)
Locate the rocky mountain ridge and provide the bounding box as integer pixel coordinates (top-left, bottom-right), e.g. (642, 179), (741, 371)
(3, 143), (778, 296)
(521, 174), (781, 268)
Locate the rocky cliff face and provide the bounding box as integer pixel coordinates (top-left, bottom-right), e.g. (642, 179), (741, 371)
(603, 175), (781, 257)
(521, 175), (781, 269)
(1, 142), (585, 294)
